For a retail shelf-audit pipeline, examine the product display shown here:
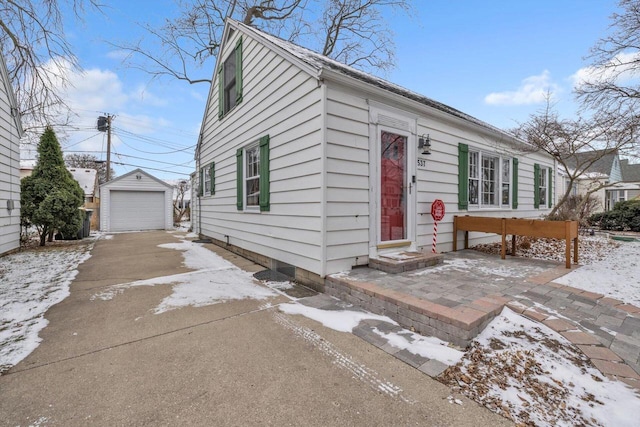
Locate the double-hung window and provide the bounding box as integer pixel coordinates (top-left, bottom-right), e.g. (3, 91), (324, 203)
(218, 38), (243, 118)
(502, 158), (511, 205)
(462, 145), (513, 209)
(534, 164), (552, 209)
(200, 162), (214, 196)
(481, 154), (499, 206)
(245, 145), (260, 207)
(236, 135), (270, 212)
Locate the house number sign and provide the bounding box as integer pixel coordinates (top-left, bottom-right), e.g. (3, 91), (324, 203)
(417, 158), (427, 168)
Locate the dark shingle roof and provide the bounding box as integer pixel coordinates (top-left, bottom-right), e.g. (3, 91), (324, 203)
(232, 20), (511, 139)
(622, 160), (640, 182)
(565, 149), (617, 176)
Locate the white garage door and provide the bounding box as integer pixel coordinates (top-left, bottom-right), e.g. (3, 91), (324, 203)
(110, 190), (166, 232)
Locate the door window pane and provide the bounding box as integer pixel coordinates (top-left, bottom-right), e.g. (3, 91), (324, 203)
(380, 131), (406, 241)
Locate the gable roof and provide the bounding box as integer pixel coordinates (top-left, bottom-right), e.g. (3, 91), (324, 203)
(221, 19), (517, 141)
(565, 149), (618, 177)
(100, 168), (173, 190)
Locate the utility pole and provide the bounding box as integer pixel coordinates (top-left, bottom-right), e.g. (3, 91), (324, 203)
(97, 114), (114, 182)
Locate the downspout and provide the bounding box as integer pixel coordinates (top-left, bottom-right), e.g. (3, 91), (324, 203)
(320, 80), (328, 278)
(197, 133), (202, 236)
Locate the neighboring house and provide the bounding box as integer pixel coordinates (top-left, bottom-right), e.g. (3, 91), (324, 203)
(68, 167), (100, 229)
(0, 54), (24, 256)
(620, 159), (640, 201)
(559, 150), (624, 212)
(68, 168), (99, 204)
(100, 168), (174, 232)
(19, 159), (35, 179)
(194, 19), (556, 287)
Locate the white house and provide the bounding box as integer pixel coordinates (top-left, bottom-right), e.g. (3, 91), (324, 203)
(557, 150), (628, 213)
(194, 19), (556, 288)
(100, 168), (174, 232)
(0, 54), (24, 256)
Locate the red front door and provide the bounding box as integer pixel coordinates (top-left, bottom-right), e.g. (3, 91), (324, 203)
(380, 131), (407, 242)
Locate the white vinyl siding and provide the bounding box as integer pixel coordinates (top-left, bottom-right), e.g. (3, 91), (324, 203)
(0, 56), (22, 256)
(415, 120), (555, 254)
(324, 85), (371, 273)
(198, 31), (324, 274)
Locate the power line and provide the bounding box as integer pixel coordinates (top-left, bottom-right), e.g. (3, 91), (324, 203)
(112, 151), (194, 169)
(119, 138), (195, 155)
(111, 161), (193, 176)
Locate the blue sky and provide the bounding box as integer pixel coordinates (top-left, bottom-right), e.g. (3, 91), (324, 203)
(30, 0), (619, 181)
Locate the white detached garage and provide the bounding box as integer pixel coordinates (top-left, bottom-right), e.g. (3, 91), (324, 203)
(100, 169), (174, 232)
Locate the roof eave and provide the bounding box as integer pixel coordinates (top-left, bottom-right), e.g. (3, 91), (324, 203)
(318, 67), (530, 150)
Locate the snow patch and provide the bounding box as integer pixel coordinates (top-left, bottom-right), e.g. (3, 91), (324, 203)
(555, 241), (640, 306)
(278, 303), (395, 333)
(0, 242), (94, 373)
(371, 328), (464, 366)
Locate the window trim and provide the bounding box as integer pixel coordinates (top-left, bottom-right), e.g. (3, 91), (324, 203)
(468, 149), (512, 209)
(236, 135), (270, 212)
(534, 164), (552, 209)
(200, 162), (215, 197)
(218, 37), (243, 119)
(244, 143), (260, 210)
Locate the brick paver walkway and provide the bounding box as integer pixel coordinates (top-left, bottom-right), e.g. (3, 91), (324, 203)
(325, 250), (640, 390)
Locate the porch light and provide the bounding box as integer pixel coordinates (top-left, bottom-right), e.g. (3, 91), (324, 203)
(418, 134), (431, 155)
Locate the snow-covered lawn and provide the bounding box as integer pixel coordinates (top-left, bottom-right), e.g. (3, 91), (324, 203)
(1, 231), (639, 426)
(0, 238), (95, 373)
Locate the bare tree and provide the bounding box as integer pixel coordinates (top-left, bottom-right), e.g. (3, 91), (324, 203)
(112, 0), (413, 86)
(513, 98), (639, 217)
(0, 0), (102, 137)
(575, 0), (640, 117)
(173, 179), (190, 223)
(65, 153), (115, 185)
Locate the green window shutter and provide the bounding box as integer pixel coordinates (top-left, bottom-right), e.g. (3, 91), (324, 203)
(198, 168), (203, 196)
(259, 135), (270, 212)
(458, 143), (469, 210)
(235, 37), (243, 104)
(217, 66), (224, 119)
(548, 167), (553, 208)
(512, 158), (519, 209)
(210, 162), (215, 195)
(236, 149), (243, 210)
(534, 163), (540, 209)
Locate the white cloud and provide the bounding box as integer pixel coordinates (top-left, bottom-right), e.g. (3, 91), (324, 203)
(484, 70), (559, 106)
(106, 49), (130, 61)
(65, 68), (130, 111)
(571, 51), (640, 89)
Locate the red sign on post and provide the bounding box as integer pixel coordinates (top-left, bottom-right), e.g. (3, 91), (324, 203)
(431, 199), (445, 222)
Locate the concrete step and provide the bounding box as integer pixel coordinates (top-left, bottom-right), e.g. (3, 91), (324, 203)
(369, 251), (443, 274)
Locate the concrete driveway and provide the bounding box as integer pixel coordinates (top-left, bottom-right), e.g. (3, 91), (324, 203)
(0, 231), (511, 426)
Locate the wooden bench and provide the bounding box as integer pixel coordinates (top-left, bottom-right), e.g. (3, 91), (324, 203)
(453, 215), (579, 268)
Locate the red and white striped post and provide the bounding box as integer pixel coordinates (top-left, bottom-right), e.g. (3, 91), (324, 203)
(432, 221), (439, 253)
(430, 199), (445, 253)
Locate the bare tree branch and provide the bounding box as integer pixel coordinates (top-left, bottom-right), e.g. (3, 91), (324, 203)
(0, 0), (102, 134)
(109, 0), (414, 86)
(575, 0), (640, 115)
(512, 96), (640, 217)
